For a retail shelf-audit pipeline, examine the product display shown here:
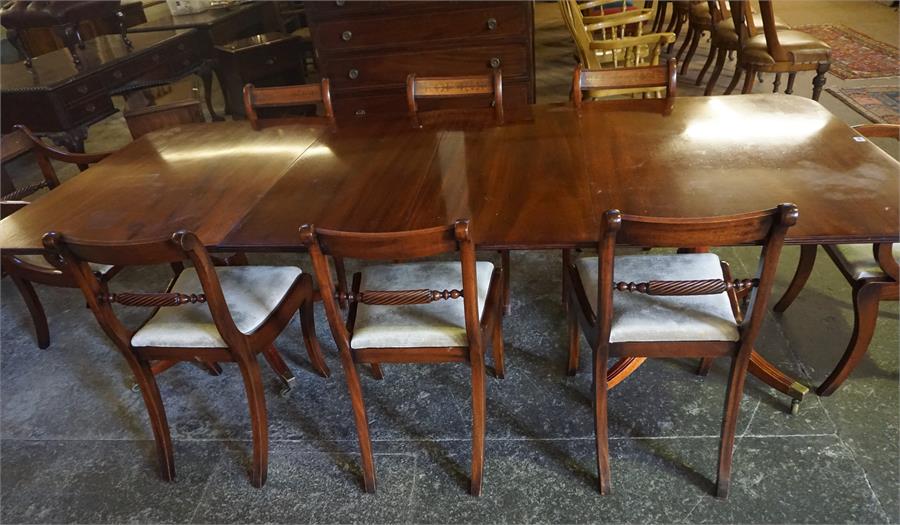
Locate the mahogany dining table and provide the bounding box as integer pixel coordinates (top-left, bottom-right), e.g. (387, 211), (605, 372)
(1, 94), (897, 407)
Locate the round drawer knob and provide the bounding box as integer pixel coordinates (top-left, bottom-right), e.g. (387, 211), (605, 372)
(487, 18), (498, 30)
(112, 70), (123, 79)
(355, 109), (366, 116)
(348, 68), (359, 80)
(76, 85), (88, 94)
(489, 57), (501, 69)
(335, 0), (345, 5)
(177, 43), (185, 51)
(341, 30), (352, 41)
(85, 103), (96, 112)
(265, 57), (276, 65)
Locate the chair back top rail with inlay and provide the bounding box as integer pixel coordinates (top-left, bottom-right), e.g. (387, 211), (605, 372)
(406, 71), (504, 127)
(573, 57), (677, 108)
(242, 78), (335, 130)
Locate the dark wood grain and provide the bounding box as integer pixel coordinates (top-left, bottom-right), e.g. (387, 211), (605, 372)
(0, 95), (897, 255)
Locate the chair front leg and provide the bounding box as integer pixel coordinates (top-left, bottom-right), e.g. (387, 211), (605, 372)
(817, 281), (890, 396)
(9, 275), (50, 349)
(715, 348), (752, 498)
(469, 346), (487, 496)
(339, 348), (377, 493)
(812, 62), (830, 101)
(593, 343), (611, 494)
(236, 352), (269, 488)
(696, 44), (717, 85)
(127, 354), (175, 482)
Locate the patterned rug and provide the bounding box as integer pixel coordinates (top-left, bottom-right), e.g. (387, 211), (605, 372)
(794, 24), (899, 80)
(827, 86), (900, 124)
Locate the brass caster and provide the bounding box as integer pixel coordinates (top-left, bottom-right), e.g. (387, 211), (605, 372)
(278, 377), (296, 398)
(790, 398), (800, 415)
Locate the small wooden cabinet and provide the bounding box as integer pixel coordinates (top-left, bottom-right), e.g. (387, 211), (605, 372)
(305, 1), (535, 119)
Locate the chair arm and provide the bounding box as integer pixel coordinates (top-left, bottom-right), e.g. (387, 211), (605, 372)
(13, 125), (114, 165)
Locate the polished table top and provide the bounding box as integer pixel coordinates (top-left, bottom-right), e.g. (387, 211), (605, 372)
(1, 95), (897, 254)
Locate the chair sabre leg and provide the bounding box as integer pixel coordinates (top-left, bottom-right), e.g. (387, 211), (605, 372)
(716, 351), (751, 499)
(10, 275), (50, 349)
(469, 348), (487, 496)
(817, 282), (884, 396)
(593, 343), (611, 494)
(237, 354), (269, 488)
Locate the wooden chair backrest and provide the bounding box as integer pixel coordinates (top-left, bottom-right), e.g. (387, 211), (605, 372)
(853, 124), (900, 140)
(242, 78), (335, 130)
(42, 230), (247, 351)
(573, 57), (677, 107)
(405, 71), (504, 126)
(3, 125), (111, 201)
(300, 220), (482, 351)
(594, 203), (798, 349)
(123, 99), (205, 140)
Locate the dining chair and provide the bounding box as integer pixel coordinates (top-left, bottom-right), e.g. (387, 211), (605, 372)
(242, 78), (335, 130)
(405, 72), (511, 317)
(703, 0), (791, 95)
(572, 57), (677, 108)
(123, 99), (205, 139)
(674, 1), (712, 78)
(405, 71), (504, 128)
(41, 228), (330, 488)
(300, 220), (505, 496)
(729, 0), (832, 100)
(562, 203), (797, 497)
(773, 124), (899, 396)
(1, 125), (120, 349)
(560, 0), (672, 74)
(663, 0), (690, 53)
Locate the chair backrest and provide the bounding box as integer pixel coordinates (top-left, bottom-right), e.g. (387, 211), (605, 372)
(593, 203), (798, 348)
(573, 57), (677, 107)
(853, 123), (900, 140)
(123, 99), (205, 140)
(405, 71), (504, 127)
(560, 0), (666, 68)
(2, 125), (110, 201)
(42, 230), (247, 351)
(300, 220), (482, 351)
(242, 78), (335, 130)
(730, 1), (784, 57)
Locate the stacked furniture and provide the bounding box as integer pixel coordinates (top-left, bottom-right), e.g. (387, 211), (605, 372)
(305, 1), (535, 119)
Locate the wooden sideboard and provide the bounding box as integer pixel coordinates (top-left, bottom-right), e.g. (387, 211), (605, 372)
(305, 1), (535, 119)
(1, 29), (206, 151)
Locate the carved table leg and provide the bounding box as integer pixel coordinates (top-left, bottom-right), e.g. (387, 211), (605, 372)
(198, 61), (224, 122)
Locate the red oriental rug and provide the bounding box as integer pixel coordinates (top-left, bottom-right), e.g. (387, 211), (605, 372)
(794, 24), (899, 80)
(827, 86), (900, 124)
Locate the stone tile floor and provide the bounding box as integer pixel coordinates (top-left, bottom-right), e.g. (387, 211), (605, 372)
(1, 2), (899, 523)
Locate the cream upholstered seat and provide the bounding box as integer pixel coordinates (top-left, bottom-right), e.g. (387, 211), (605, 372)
(131, 266), (302, 348)
(351, 261), (493, 349)
(575, 253), (739, 343)
(829, 244), (900, 280)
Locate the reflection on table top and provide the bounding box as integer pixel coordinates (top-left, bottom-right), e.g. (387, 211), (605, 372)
(1, 95), (897, 254)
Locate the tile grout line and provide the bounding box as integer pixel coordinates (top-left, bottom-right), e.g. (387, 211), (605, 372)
(679, 495), (706, 524)
(186, 451), (222, 524)
(404, 452), (419, 525)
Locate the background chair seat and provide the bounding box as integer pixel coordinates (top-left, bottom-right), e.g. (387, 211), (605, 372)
(132, 266), (302, 348)
(351, 261), (493, 349)
(829, 243), (900, 280)
(575, 253), (739, 343)
(742, 31), (831, 65)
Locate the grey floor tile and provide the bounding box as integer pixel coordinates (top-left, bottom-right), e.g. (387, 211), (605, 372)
(190, 442), (416, 524)
(0, 439), (220, 524)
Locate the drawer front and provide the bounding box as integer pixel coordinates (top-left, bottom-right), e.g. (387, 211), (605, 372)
(324, 44), (528, 91)
(334, 81), (530, 119)
(66, 95), (116, 125)
(58, 76), (105, 107)
(233, 41), (306, 78)
(314, 4), (528, 51)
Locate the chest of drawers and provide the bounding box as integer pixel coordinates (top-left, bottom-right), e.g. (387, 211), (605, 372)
(306, 1), (535, 119)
